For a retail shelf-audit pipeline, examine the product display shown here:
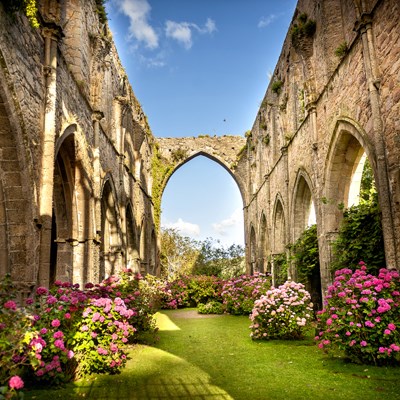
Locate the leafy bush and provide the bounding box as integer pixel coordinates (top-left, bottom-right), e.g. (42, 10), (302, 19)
(221, 273), (272, 315)
(0, 271), (158, 387)
(249, 281), (314, 340)
(187, 275), (223, 305)
(315, 264), (400, 365)
(331, 197), (385, 275)
(197, 301), (225, 315)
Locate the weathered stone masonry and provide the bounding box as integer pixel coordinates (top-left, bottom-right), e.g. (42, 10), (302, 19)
(0, 0), (399, 302)
(241, 0), (400, 299)
(0, 0), (157, 294)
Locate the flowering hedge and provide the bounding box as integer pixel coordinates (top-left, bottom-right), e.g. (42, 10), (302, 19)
(0, 270), (157, 391)
(221, 273), (272, 315)
(315, 263), (400, 365)
(249, 281), (314, 340)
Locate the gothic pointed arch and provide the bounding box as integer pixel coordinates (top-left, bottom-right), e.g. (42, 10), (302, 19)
(272, 196), (286, 254)
(0, 65), (35, 290)
(324, 118), (376, 233)
(291, 169), (316, 242)
(257, 212), (269, 273)
(125, 202), (139, 272)
(52, 125), (94, 285)
(100, 177), (121, 280)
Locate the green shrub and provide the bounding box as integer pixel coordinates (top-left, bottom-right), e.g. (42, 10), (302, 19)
(198, 301), (225, 315)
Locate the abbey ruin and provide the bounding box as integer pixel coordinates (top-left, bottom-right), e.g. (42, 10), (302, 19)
(0, 0), (399, 300)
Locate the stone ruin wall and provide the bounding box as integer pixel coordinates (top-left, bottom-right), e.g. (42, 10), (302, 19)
(0, 0), (157, 293)
(242, 0), (400, 297)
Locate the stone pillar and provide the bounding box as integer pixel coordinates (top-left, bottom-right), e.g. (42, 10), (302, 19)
(92, 111), (103, 282)
(37, 26), (60, 287)
(357, 15), (398, 269)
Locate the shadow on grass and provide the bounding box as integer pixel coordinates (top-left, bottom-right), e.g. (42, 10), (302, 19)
(26, 344), (233, 399)
(25, 309), (400, 400)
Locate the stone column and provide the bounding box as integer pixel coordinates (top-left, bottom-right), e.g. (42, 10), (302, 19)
(37, 26), (60, 287)
(92, 111), (103, 282)
(356, 15), (398, 270)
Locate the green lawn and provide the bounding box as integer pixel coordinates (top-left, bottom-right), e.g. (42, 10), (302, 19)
(25, 309), (400, 399)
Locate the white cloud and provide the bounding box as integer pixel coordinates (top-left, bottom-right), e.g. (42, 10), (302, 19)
(165, 18), (217, 49)
(114, 0), (159, 49)
(212, 208), (242, 236)
(165, 21), (193, 49)
(163, 218), (200, 237)
(258, 14), (277, 28)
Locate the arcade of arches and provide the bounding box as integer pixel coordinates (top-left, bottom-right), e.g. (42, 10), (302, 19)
(0, 0), (399, 300)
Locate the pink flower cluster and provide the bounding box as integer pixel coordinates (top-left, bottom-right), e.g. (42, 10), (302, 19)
(221, 273), (272, 315)
(316, 263), (400, 365)
(250, 280), (313, 340)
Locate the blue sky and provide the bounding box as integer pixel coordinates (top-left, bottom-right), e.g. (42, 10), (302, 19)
(106, 0), (297, 247)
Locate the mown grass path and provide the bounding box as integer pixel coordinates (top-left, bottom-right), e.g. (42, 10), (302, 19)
(26, 309), (400, 399)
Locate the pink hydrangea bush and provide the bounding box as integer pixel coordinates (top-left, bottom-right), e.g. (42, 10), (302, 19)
(0, 271), (158, 387)
(250, 281), (314, 339)
(72, 296), (135, 377)
(0, 275), (32, 386)
(315, 263), (400, 365)
(221, 273), (272, 315)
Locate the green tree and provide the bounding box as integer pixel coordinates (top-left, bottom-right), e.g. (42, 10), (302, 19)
(160, 228), (200, 279)
(192, 238), (245, 278)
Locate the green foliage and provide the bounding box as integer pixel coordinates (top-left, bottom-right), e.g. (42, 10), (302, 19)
(192, 238), (245, 279)
(335, 41), (348, 59)
(95, 0), (108, 24)
(316, 266), (400, 366)
(171, 147), (188, 163)
(187, 275), (223, 305)
(262, 134), (270, 145)
(272, 253), (288, 285)
(160, 228), (200, 279)
(197, 301), (224, 314)
(290, 224), (319, 284)
(330, 198), (385, 275)
(331, 160), (384, 275)
(291, 12), (316, 47)
(250, 281), (314, 340)
(150, 146), (174, 230)
(0, 275), (31, 386)
(271, 80), (283, 95)
(2, 0), (39, 28)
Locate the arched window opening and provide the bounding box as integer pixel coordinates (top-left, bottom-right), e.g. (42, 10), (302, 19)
(100, 181), (120, 280)
(161, 155), (244, 278)
(126, 204), (139, 272)
(258, 214), (268, 273)
(272, 200), (286, 285)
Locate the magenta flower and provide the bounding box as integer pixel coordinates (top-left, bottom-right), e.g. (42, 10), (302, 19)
(9, 375), (24, 390)
(360, 341), (367, 347)
(388, 323), (396, 331)
(53, 331), (64, 339)
(40, 328), (48, 335)
(36, 287), (48, 296)
(384, 329), (392, 335)
(4, 300), (17, 310)
(51, 319), (60, 328)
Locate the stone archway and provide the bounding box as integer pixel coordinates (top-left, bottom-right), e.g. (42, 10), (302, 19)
(100, 179), (121, 280)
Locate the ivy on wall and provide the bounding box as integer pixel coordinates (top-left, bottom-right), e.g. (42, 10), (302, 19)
(2, 0), (39, 28)
(289, 224), (319, 284)
(331, 159), (385, 275)
(150, 144), (174, 232)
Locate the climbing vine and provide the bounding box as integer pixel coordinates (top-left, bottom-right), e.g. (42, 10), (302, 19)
(2, 0), (39, 28)
(330, 159), (385, 275)
(289, 224), (319, 284)
(151, 145), (175, 231)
